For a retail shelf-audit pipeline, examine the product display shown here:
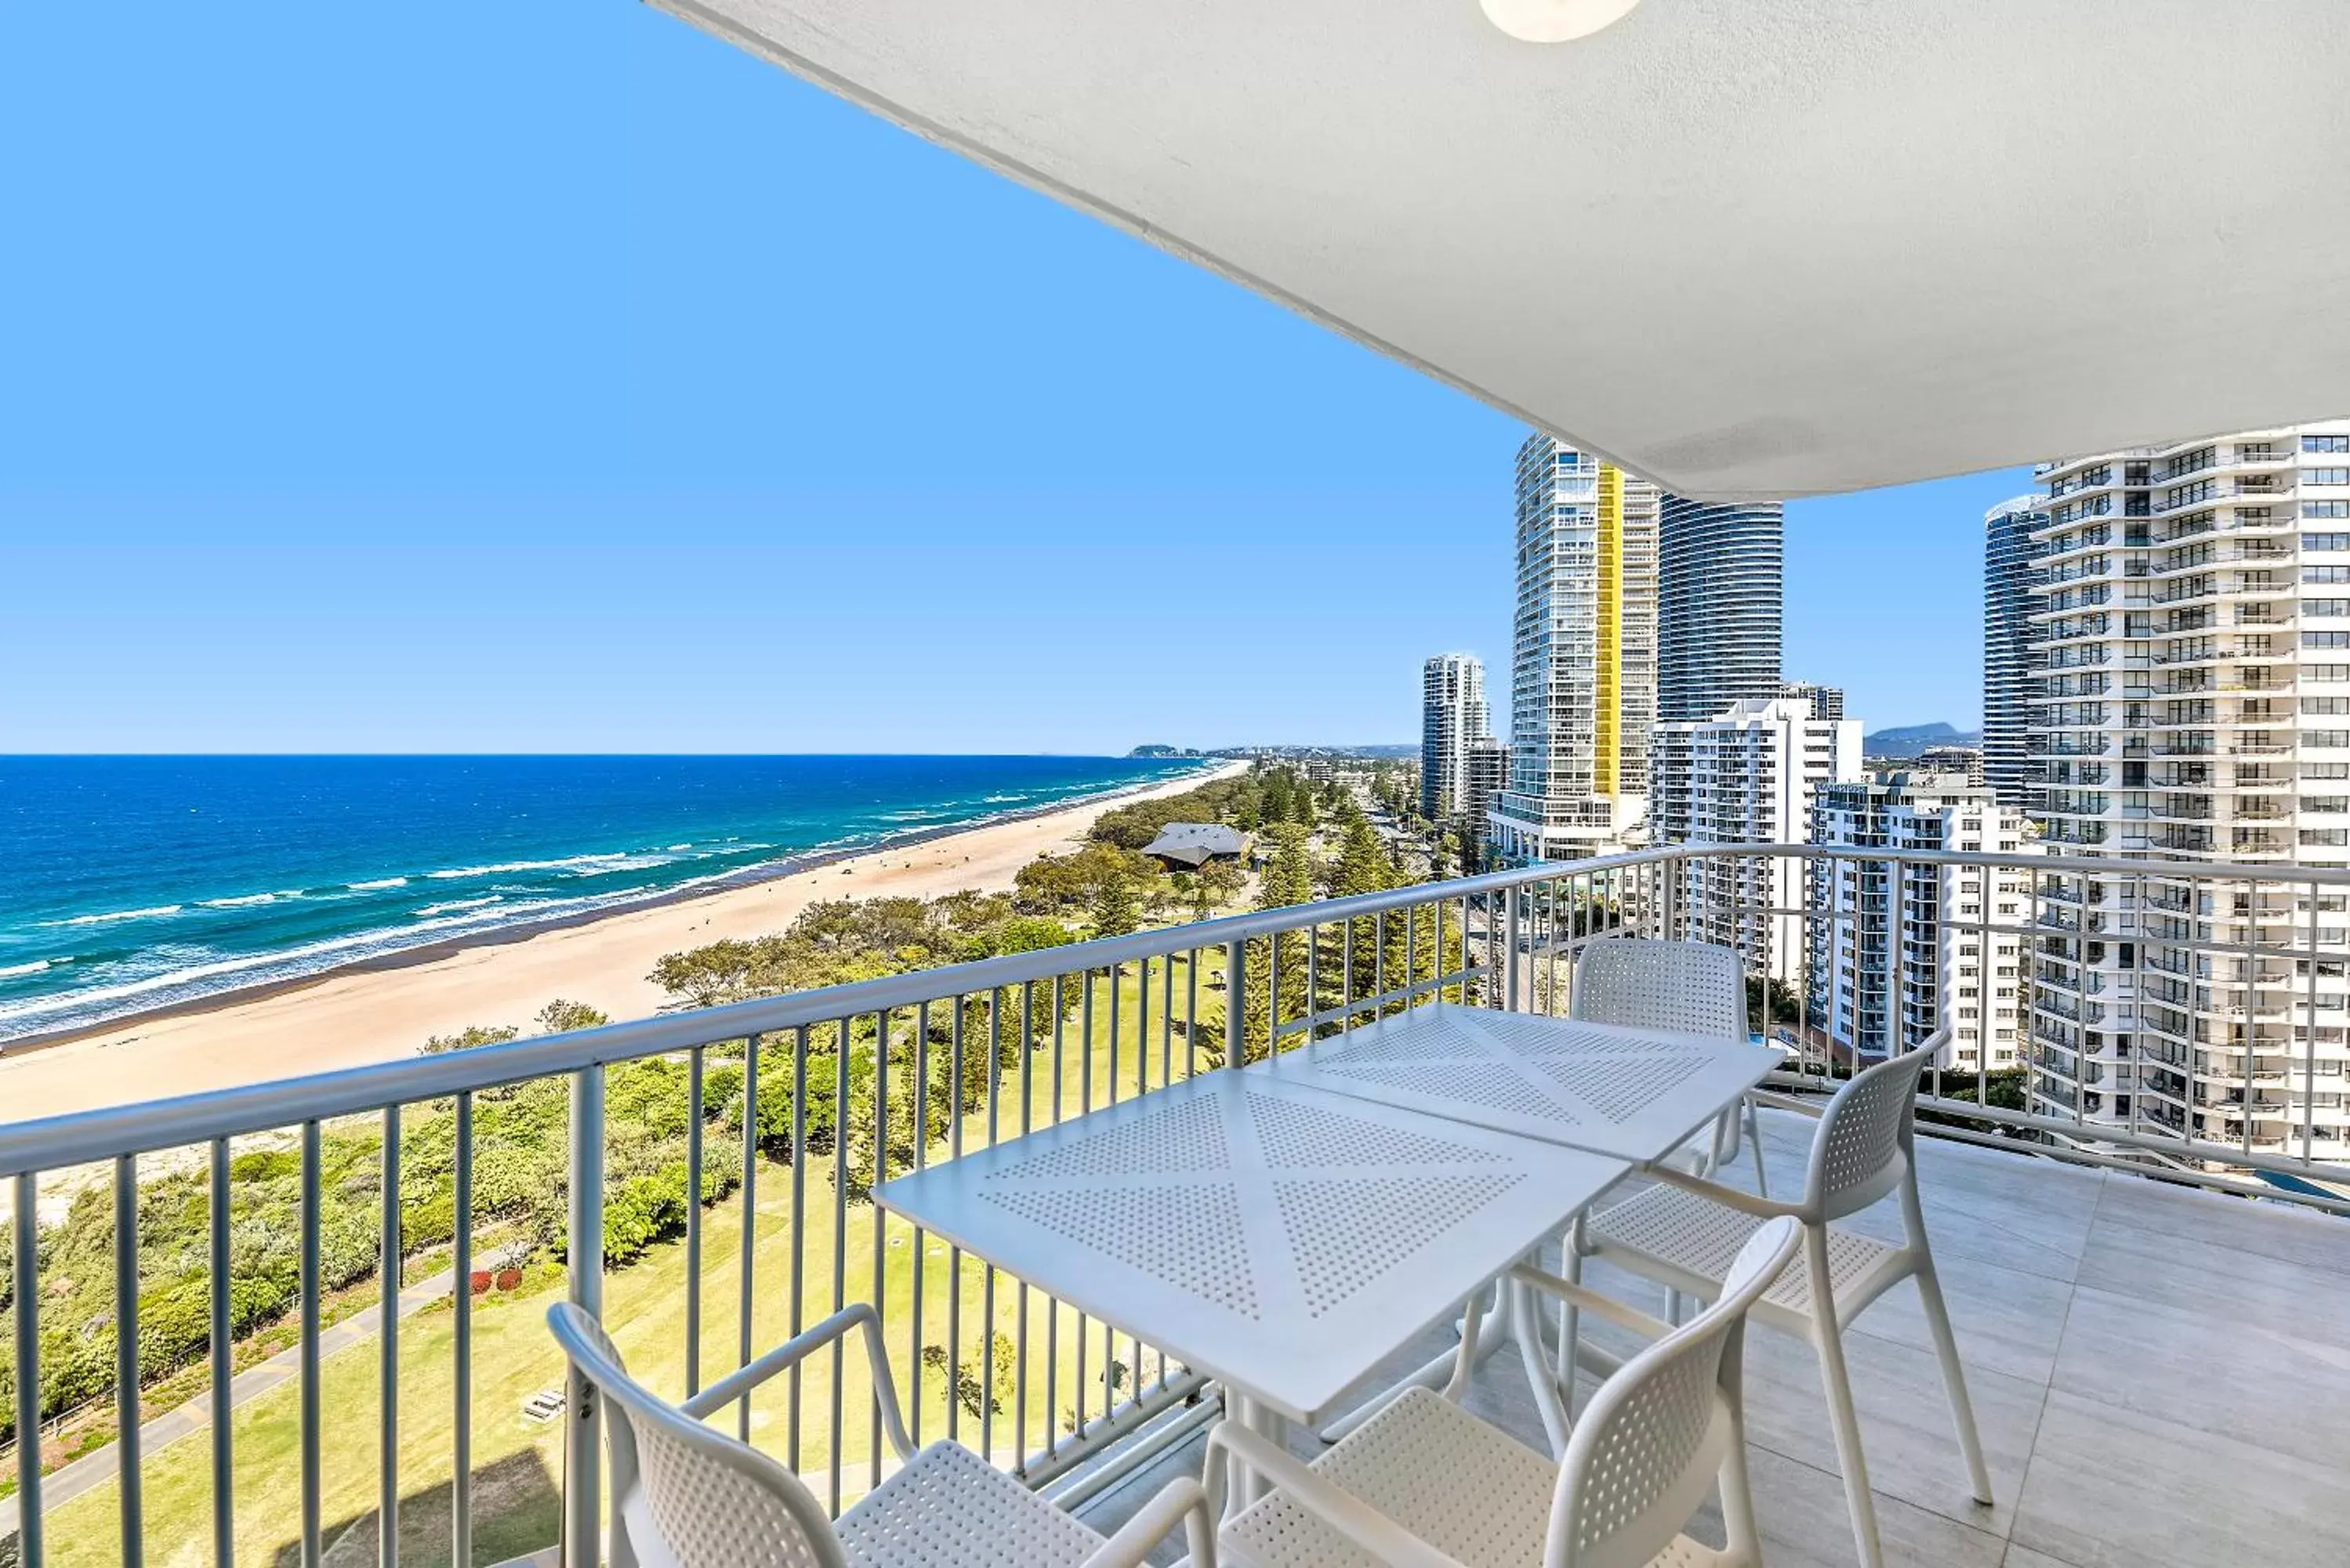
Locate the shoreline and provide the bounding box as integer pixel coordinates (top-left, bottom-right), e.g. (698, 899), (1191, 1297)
(0, 762), (1245, 1124)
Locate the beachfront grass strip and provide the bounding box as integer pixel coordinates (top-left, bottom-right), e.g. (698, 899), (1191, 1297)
(36, 953), (1228, 1568)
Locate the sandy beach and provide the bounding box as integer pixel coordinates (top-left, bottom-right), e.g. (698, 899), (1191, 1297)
(0, 763), (1245, 1125)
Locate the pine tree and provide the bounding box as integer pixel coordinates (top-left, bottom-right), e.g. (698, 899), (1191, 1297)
(1237, 825), (1315, 1060)
(1088, 871), (1140, 938)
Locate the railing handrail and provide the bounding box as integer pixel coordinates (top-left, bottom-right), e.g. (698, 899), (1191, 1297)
(0, 850), (1609, 1175)
(9, 838), (2350, 1177)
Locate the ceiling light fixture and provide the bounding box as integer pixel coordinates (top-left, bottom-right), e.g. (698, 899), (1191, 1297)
(1480, 0), (1643, 43)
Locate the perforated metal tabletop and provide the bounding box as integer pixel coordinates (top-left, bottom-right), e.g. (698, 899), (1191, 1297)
(872, 1070), (1627, 1426)
(1251, 1001), (1782, 1163)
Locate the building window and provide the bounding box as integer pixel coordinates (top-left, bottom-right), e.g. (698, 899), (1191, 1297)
(2307, 633), (2350, 650)
(2308, 436), (2350, 454)
(2311, 468), (2350, 486)
(2311, 502), (2350, 520)
(2307, 697), (2350, 715)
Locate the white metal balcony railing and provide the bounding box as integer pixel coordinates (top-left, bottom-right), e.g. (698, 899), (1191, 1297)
(3, 844), (2349, 1568)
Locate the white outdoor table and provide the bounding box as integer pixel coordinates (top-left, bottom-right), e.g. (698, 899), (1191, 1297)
(1249, 1001), (1782, 1164)
(873, 1069), (1627, 1503)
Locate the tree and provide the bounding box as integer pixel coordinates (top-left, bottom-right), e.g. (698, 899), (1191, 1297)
(1235, 826), (1315, 1061)
(1089, 871), (1141, 937)
(1332, 816), (1399, 1004)
(1199, 858), (1247, 914)
(1745, 975), (1801, 1031)
(535, 998), (610, 1034)
(420, 1023), (520, 1056)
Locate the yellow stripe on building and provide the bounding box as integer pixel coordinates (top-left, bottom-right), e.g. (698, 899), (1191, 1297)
(1596, 464), (1623, 795)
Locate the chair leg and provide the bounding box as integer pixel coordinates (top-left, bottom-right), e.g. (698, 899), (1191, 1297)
(1558, 1216), (1586, 1421)
(1806, 1228), (1884, 1568)
(1915, 1263), (1994, 1505)
(1717, 1378), (1762, 1567)
(1746, 1097), (1770, 1199)
(1514, 1277), (1574, 1458)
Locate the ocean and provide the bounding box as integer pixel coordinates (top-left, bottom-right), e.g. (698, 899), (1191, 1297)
(0, 755), (1209, 1043)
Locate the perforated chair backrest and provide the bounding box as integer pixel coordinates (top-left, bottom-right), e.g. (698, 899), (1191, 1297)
(548, 1303), (847, 1568)
(1570, 939), (1747, 1041)
(1805, 1041), (1938, 1222)
(1546, 1217), (1800, 1568)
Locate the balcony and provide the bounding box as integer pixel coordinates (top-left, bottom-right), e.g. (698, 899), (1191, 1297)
(1095, 1105), (2350, 1568)
(4, 846), (2349, 1568)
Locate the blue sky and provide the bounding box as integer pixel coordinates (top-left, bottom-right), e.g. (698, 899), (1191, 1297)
(0, 1), (2025, 755)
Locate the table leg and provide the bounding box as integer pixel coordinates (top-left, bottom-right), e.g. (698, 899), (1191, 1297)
(1217, 1391), (1293, 1519)
(1317, 1275), (1514, 1443)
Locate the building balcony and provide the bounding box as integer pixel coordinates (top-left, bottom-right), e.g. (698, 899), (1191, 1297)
(5, 846), (2350, 1568)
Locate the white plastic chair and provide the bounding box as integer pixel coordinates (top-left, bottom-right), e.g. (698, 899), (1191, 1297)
(1205, 1217), (1803, 1567)
(1570, 937), (1773, 1195)
(1564, 1039), (1992, 1568)
(547, 1301), (1217, 1568)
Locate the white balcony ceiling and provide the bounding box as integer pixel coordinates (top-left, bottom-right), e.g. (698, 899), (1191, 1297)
(651, 0), (2350, 501)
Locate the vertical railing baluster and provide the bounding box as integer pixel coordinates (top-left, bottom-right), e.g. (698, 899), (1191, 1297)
(685, 1047), (703, 1400)
(301, 1120), (323, 1568)
(1306, 920), (1320, 1037)
(13, 1171), (42, 1568)
(1138, 957), (1153, 1090)
(980, 995), (1000, 1471)
(1188, 947), (1201, 1070)
(1505, 885), (1521, 1012)
(831, 1017), (850, 1514)
(2244, 876), (2260, 1157)
(742, 1032), (764, 1446)
(1159, 954), (1174, 1087)
(210, 1136), (234, 1568)
(1268, 932), (1282, 1058)
(946, 998), (964, 1447)
(452, 1092), (473, 1568)
(379, 1105), (401, 1568)
(114, 1153), (143, 1568)
(910, 1003), (930, 1451)
(1014, 983), (1034, 1469)
(1342, 919), (1355, 1031)
(1108, 963), (1123, 1104)
(561, 1067), (604, 1568)
(872, 1007), (890, 1492)
(2305, 878), (2322, 1164)
(1407, 896), (1419, 1010)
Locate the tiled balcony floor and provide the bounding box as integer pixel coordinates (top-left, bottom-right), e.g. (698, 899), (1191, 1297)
(1076, 1110), (2350, 1566)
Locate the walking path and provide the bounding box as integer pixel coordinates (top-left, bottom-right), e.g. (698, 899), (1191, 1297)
(0, 1271), (455, 1540)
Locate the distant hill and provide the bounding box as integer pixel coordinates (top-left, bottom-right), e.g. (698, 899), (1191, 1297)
(1864, 722), (1982, 759)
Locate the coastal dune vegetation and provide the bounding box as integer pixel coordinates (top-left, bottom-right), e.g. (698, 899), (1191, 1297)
(2, 764), (1473, 1566)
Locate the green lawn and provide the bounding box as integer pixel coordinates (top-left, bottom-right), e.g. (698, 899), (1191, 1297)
(43, 951), (1228, 1568)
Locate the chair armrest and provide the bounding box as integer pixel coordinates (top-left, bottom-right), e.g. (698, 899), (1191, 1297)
(681, 1303), (915, 1461)
(1641, 1161), (1804, 1220)
(1204, 1421), (1471, 1568)
(1081, 1477), (1218, 1568)
(1505, 1263), (1678, 1342)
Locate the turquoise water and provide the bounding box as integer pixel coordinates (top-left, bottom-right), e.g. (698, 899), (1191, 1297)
(0, 755), (1207, 1041)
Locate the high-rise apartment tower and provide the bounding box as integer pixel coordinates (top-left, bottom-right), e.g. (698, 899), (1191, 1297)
(1420, 654), (1492, 820)
(1488, 433), (1659, 863)
(1650, 697), (1862, 981)
(1984, 495), (2048, 811)
(2027, 421), (2350, 1157)
(1659, 498), (1784, 723)
(1808, 772), (2030, 1071)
